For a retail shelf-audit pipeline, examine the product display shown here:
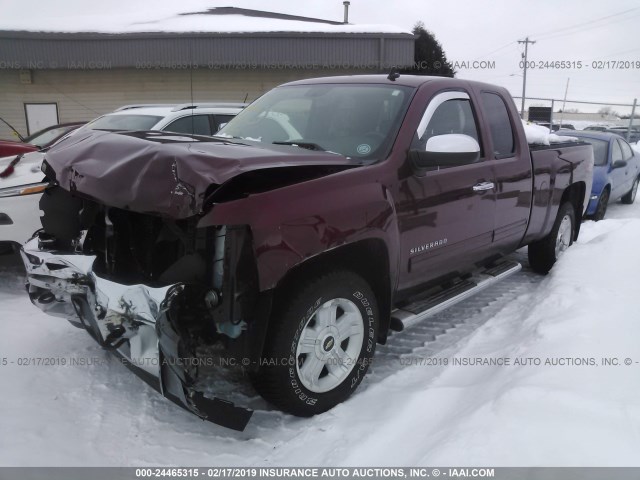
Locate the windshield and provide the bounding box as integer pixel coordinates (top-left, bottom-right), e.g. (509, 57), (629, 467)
(87, 114), (163, 131)
(581, 138), (609, 166)
(216, 84), (414, 160)
(24, 125), (78, 148)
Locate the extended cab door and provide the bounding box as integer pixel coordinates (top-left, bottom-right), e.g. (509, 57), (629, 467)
(396, 90), (497, 291)
(478, 91), (532, 253)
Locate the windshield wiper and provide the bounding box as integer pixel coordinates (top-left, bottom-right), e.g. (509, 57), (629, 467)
(273, 141), (325, 151)
(0, 116), (25, 142)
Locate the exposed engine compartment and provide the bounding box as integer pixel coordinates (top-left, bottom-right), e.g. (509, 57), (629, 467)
(39, 186), (209, 286)
(38, 184), (262, 362)
(20, 184), (266, 429)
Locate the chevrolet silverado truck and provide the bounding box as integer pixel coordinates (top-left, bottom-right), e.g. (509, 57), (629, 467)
(20, 75), (593, 431)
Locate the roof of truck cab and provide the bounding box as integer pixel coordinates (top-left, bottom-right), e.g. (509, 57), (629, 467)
(282, 74), (512, 92)
(283, 74), (459, 88)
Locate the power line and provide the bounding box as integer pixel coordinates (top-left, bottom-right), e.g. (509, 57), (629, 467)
(583, 46), (640, 61)
(472, 41), (517, 61)
(536, 10), (640, 42)
(532, 7), (639, 40)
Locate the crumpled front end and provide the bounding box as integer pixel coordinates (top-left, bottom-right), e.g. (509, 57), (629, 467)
(20, 187), (263, 431)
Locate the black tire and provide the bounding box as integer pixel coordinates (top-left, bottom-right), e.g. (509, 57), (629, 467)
(621, 176), (639, 205)
(252, 270), (378, 417)
(528, 202), (576, 275)
(593, 188), (609, 221)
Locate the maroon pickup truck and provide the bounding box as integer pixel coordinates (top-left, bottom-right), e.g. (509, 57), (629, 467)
(21, 75), (593, 430)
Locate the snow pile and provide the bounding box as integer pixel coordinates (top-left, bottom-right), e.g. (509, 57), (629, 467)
(0, 7), (410, 34)
(522, 121), (578, 145)
(1, 201), (640, 466)
(329, 212), (640, 466)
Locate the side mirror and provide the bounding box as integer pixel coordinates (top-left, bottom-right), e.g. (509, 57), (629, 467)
(612, 159), (627, 169)
(409, 134), (481, 170)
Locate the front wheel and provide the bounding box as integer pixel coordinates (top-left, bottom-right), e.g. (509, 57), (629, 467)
(622, 177), (639, 205)
(528, 202), (576, 274)
(593, 188), (609, 221)
(252, 270), (378, 416)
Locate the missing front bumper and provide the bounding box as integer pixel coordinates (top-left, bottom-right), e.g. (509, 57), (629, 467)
(20, 236), (253, 431)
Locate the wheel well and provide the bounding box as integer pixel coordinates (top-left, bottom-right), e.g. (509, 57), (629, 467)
(272, 239), (392, 344)
(560, 181), (586, 240)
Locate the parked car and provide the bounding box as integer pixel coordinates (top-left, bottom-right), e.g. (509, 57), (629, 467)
(0, 122), (85, 158)
(557, 130), (640, 220)
(0, 103), (244, 250)
(535, 122), (575, 132)
(0, 152), (48, 249)
(20, 75), (592, 431)
(84, 103), (246, 136)
(604, 126), (640, 144)
(584, 125), (609, 132)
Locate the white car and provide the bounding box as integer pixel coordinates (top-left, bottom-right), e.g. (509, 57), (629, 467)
(86, 102), (245, 135)
(0, 103), (245, 250)
(0, 151), (48, 248)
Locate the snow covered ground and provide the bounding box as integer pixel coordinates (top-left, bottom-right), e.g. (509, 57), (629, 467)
(1, 199), (639, 467)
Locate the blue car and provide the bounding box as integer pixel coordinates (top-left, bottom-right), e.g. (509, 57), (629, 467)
(557, 130), (640, 220)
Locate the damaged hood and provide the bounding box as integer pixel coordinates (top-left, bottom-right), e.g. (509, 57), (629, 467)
(43, 129), (358, 218)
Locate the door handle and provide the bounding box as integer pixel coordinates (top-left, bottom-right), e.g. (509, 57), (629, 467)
(473, 182), (495, 192)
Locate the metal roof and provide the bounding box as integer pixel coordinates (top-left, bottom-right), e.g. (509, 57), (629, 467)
(0, 30), (414, 70)
(178, 7), (344, 25)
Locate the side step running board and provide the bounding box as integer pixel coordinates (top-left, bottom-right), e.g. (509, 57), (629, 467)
(390, 260), (522, 332)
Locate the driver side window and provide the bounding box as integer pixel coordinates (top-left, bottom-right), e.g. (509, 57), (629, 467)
(619, 139), (634, 161)
(412, 95), (481, 154)
(611, 140), (623, 163)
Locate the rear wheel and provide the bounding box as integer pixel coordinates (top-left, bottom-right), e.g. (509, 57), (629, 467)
(528, 202), (575, 274)
(621, 177), (639, 205)
(593, 188), (609, 221)
(252, 270), (378, 416)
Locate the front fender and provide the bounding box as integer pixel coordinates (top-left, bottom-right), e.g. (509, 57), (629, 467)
(198, 167), (398, 293)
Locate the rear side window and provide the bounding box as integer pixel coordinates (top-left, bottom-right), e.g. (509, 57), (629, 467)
(164, 115), (212, 136)
(481, 93), (515, 158)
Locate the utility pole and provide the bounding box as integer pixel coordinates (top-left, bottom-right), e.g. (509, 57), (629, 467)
(559, 77), (570, 128)
(518, 37), (536, 119)
(627, 98), (637, 142)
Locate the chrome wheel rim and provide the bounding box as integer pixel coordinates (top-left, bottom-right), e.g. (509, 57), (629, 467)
(555, 215), (572, 258)
(632, 179), (638, 203)
(295, 298), (364, 393)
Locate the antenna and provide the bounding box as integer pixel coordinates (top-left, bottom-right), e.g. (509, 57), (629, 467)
(244, 93), (249, 103)
(387, 70), (400, 81)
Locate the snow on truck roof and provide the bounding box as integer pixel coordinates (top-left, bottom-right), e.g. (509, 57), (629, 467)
(0, 5), (411, 34)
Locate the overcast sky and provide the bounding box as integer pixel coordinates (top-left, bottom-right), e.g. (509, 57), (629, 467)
(1, 0), (638, 113)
